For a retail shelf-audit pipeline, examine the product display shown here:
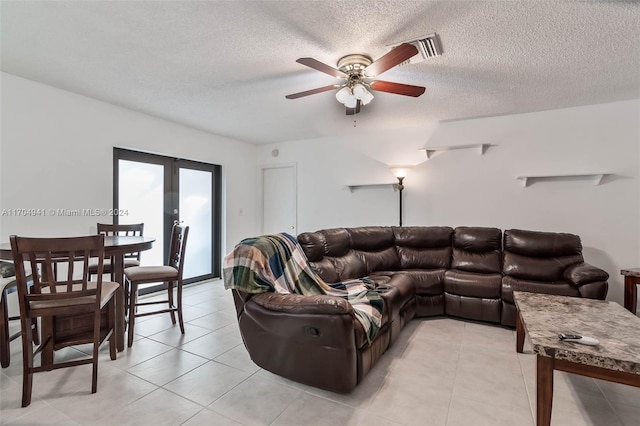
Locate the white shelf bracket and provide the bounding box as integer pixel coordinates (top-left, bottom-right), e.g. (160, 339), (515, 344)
(422, 143), (491, 159)
(346, 183), (397, 192)
(516, 173), (610, 187)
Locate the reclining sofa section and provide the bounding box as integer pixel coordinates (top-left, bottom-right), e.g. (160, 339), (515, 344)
(230, 226), (609, 393)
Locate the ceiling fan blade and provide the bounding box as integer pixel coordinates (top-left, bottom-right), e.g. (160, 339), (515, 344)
(345, 100), (361, 115)
(364, 43), (419, 77)
(369, 80), (426, 97)
(296, 58), (347, 78)
(285, 84), (339, 99)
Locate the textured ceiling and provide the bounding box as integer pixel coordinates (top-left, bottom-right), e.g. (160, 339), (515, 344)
(1, 1), (639, 145)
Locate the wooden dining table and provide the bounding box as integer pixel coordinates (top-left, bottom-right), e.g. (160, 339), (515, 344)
(0, 235), (155, 355)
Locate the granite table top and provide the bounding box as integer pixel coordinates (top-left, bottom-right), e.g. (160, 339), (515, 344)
(621, 268), (640, 278)
(513, 292), (640, 375)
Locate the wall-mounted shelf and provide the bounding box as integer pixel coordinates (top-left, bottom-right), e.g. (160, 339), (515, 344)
(422, 143), (490, 159)
(516, 173), (611, 187)
(346, 183), (398, 192)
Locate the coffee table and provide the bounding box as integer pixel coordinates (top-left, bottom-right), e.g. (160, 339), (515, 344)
(513, 291), (640, 426)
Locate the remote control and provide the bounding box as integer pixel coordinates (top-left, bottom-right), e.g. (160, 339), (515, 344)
(558, 333), (599, 346)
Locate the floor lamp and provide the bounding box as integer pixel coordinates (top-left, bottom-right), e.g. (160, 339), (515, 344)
(389, 166), (413, 227)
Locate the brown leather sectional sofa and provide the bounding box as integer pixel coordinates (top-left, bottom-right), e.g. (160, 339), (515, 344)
(230, 226), (609, 393)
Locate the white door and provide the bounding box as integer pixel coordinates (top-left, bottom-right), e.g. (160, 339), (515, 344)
(262, 165), (297, 235)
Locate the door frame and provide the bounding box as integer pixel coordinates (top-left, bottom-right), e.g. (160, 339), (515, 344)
(258, 163), (298, 235)
(113, 147), (222, 286)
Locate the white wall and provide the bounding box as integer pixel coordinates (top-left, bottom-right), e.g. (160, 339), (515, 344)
(0, 72), (258, 258)
(257, 100), (640, 306)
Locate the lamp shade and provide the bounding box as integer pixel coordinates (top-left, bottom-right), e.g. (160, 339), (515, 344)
(389, 166), (413, 179)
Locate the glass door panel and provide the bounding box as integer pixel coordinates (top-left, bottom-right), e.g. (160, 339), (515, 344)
(179, 168), (212, 280)
(117, 160), (164, 266)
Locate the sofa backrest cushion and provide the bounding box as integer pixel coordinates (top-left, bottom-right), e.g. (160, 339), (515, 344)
(503, 229), (584, 281)
(348, 227), (400, 275)
(393, 226), (453, 269)
(298, 227), (396, 282)
(451, 227), (502, 274)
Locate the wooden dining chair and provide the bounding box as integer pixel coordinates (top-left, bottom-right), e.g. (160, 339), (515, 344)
(124, 224), (189, 348)
(10, 234), (118, 407)
(88, 223), (144, 281)
(0, 262), (37, 368)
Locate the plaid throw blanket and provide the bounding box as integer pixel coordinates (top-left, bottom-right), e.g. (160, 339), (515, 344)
(223, 233), (383, 343)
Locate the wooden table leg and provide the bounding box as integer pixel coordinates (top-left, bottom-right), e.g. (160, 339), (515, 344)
(112, 254), (125, 351)
(516, 310), (525, 353)
(536, 355), (554, 426)
(624, 276), (638, 315)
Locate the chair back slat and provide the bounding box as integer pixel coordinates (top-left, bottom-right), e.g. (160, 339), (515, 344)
(97, 223), (144, 261)
(168, 224), (189, 272)
(10, 235), (105, 318)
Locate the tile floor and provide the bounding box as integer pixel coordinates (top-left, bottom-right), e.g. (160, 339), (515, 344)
(1, 279), (638, 425)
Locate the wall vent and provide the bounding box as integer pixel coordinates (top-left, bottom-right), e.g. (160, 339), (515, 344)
(386, 33), (442, 66)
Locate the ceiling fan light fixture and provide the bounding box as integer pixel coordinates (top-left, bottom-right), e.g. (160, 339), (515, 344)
(343, 94), (358, 109)
(358, 88), (374, 105)
(352, 83), (367, 98)
(336, 86), (352, 103)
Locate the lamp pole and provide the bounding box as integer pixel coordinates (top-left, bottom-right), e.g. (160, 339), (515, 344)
(397, 176), (405, 227)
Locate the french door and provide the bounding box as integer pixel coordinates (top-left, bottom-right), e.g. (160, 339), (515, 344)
(113, 148), (221, 289)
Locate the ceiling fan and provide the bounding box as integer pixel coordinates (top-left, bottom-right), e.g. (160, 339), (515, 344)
(285, 43), (426, 115)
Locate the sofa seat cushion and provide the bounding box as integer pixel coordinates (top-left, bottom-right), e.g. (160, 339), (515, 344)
(368, 272), (415, 323)
(501, 276), (579, 304)
(444, 270), (502, 299)
(392, 269), (445, 295)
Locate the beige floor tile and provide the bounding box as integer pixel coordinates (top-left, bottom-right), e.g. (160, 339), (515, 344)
(181, 408), (244, 426)
(452, 366), (530, 412)
(0, 371), (19, 391)
(391, 361), (457, 393)
(446, 396), (535, 426)
(213, 344), (260, 374)
(86, 336), (174, 370)
(146, 323), (212, 347)
(252, 368), (311, 391)
(44, 364), (156, 424)
(130, 314), (179, 337)
(92, 388), (203, 426)
(457, 345), (522, 375)
(126, 348), (208, 386)
(344, 409), (404, 426)
(181, 304), (219, 322)
(0, 374), (49, 424)
(271, 392), (356, 426)
(304, 366), (387, 408)
(596, 379), (640, 407)
(3, 402), (81, 425)
(609, 401), (640, 426)
(550, 406), (625, 426)
(367, 375), (451, 426)
(179, 325), (243, 359)
(187, 309), (237, 331)
(208, 374), (303, 426)
(163, 360), (251, 406)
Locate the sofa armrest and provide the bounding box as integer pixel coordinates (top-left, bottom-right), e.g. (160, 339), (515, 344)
(563, 262), (609, 286)
(251, 292), (354, 315)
